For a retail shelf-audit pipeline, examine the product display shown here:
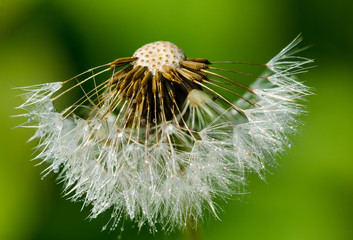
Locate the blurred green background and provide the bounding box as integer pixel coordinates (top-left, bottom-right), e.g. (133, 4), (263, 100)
(1, 0), (352, 239)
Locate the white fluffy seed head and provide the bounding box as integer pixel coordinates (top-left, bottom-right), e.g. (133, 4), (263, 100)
(17, 36), (312, 232)
(133, 41), (186, 74)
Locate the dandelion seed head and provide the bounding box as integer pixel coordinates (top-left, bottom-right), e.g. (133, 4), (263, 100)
(17, 35), (312, 232)
(133, 41), (186, 73)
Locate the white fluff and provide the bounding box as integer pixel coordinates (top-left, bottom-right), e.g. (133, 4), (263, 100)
(17, 36), (312, 231)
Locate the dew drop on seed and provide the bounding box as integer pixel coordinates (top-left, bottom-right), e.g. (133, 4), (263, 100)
(28, 116), (34, 123)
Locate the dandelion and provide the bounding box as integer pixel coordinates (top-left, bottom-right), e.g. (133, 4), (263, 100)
(17, 36), (312, 231)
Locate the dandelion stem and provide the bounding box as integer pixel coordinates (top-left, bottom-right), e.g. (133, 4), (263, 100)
(184, 216), (202, 240)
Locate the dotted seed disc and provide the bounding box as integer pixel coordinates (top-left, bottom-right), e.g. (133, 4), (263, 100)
(133, 41), (186, 74)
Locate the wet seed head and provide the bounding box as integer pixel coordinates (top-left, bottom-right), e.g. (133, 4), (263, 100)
(17, 36), (312, 232)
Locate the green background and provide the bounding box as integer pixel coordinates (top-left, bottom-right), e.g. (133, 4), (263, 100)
(1, 0), (352, 239)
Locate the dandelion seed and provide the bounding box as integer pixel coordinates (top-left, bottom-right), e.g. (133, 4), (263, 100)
(17, 36), (312, 231)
